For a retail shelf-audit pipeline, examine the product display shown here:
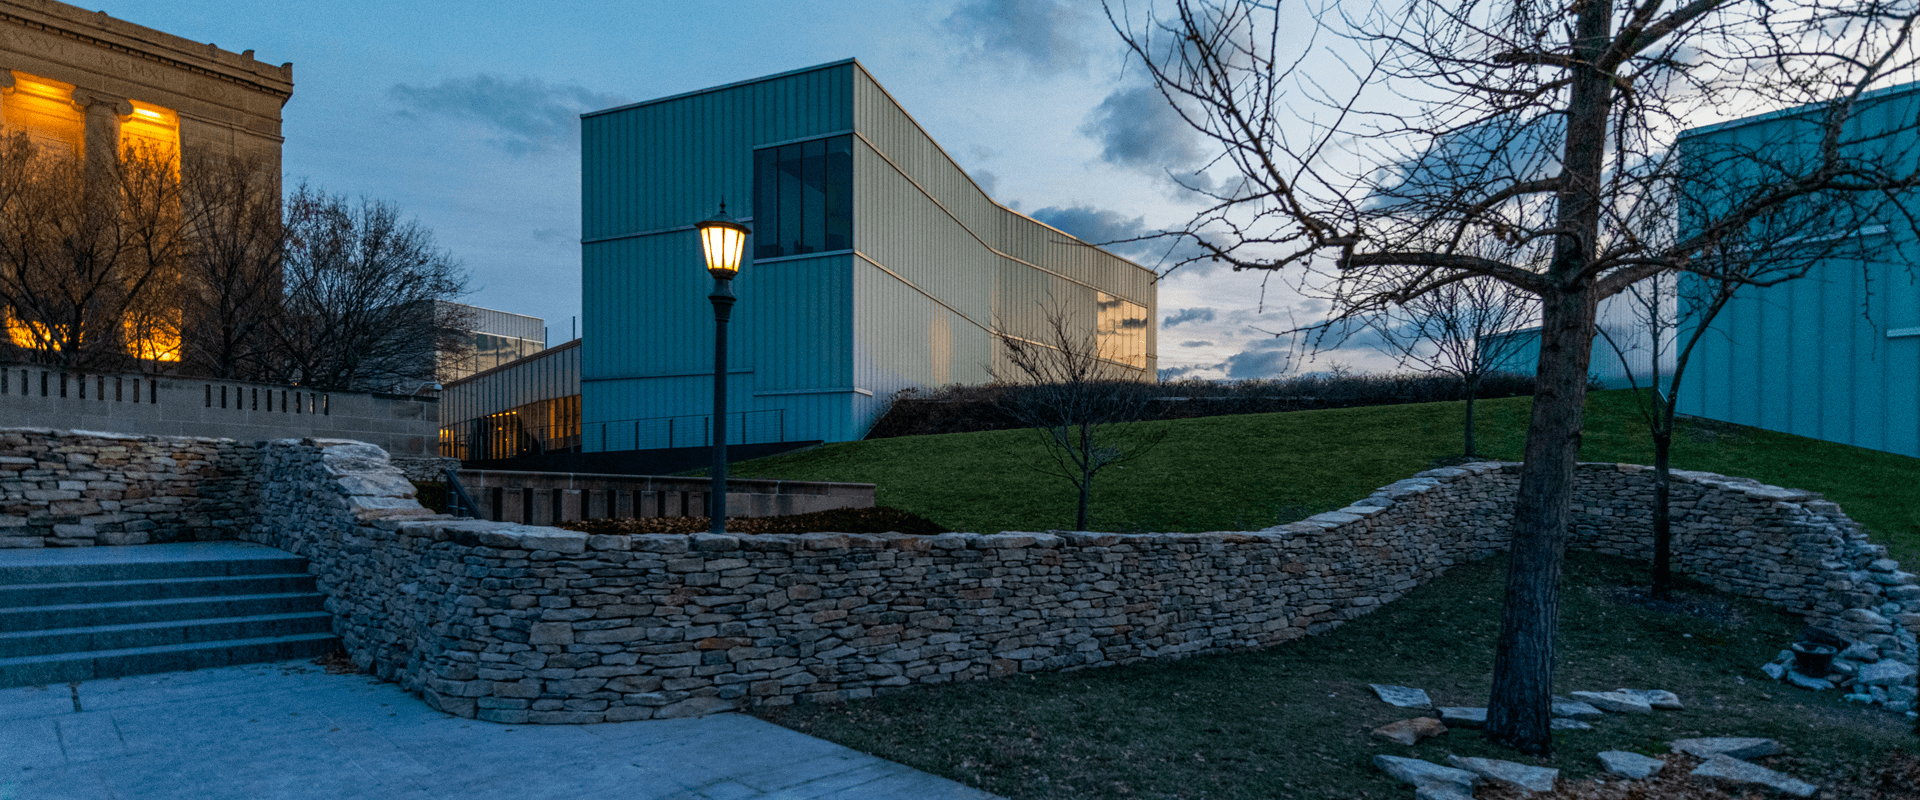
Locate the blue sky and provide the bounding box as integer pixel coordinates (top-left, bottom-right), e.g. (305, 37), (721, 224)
(93, 0), (1375, 379)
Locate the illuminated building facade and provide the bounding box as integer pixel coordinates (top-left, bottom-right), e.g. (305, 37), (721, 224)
(438, 302), (546, 383)
(0, 0), (292, 366)
(578, 60), (1157, 448)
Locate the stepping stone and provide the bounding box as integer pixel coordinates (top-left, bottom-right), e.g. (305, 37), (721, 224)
(1550, 717), (1593, 731)
(1615, 688), (1683, 709)
(1597, 751), (1666, 779)
(1551, 698), (1605, 718)
(1670, 737), (1783, 759)
(1370, 684), (1433, 709)
(1785, 671), (1833, 691)
(1761, 662), (1788, 680)
(1690, 754), (1817, 798)
(1569, 690), (1652, 714)
(1436, 707), (1486, 728)
(1371, 717), (1447, 745)
(1374, 755), (1478, 796)
(1446, 755), (1559, 793)
(1840, 641), (1882, 663)
(1857, 660), (1917, 687)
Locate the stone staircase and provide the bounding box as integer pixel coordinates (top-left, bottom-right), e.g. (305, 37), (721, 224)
(0, 542), (339, 688)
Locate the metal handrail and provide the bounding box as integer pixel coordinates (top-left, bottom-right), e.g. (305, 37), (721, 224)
(444, 465), (478, 518)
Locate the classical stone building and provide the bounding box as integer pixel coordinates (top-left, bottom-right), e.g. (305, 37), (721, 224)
(0, 0), (292, 170)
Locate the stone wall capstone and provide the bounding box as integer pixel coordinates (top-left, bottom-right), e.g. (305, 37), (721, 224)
(0, 427), (258, 547)
(238, 444), (1919, 724)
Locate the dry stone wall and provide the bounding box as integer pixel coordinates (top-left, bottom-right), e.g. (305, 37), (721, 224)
(239, 445), (1919, 724)
(0, 427), (258, 547)
(4, 427), (1913, 722)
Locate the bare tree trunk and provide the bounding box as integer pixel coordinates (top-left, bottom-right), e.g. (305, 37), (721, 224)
(1463, 377), (1478, 458)
(1486, 286), (1597, 754)
(1651, 428), (1674, 598)
(1077, 421), (1094, 530)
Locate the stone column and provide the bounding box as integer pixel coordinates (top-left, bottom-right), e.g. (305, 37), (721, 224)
(69, 88), (131, 185)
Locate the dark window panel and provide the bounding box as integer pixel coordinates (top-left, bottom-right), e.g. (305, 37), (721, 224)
(778, 143), (804, 258)
(753, 147), (779, 260)
(801, 138), (827, 254)
(826, 136), (853, 251)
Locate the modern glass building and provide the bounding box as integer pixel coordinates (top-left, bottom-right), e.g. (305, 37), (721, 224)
(438, 302), (546, 383)
(577, 59), (1157, 449)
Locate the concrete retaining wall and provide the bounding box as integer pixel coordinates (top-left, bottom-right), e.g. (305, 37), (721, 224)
(456, 469), (876, 524)
(0, 363), (439, 457)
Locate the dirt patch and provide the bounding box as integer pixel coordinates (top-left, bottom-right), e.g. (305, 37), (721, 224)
(312, 649), (362, 675)
(1602, 586), (1750, 629)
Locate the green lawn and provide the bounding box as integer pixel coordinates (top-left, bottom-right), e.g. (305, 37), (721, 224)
(731, 390), (1920, 563)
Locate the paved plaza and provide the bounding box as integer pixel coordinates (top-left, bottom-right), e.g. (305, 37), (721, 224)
(0, 660), (999, 800)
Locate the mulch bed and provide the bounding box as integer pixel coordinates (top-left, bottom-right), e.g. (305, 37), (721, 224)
(558, 505), (949, 536)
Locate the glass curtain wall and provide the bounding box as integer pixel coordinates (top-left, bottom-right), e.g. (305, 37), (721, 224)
(753, 135), (852, 259)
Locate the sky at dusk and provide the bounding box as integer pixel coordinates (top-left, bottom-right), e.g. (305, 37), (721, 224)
(91, 0), (1387, 379)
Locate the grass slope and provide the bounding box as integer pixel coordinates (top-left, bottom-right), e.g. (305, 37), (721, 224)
(732, 390), (1920, 563)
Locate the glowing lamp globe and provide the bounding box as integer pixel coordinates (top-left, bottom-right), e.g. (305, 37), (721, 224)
(696, 204), (750, 280)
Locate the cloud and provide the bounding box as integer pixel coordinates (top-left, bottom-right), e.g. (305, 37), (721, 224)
(1158, 363), (1220, 381)
(943, 0), (1091, 74)
(1375, 115), (1563, 206)
(1180, 340), (1214, 347)
(531, 227), (571, 243)
(1031, 204), (1150, 249)
(1224, 337), (1294, 379)
(1080, 85), (1209, 181)
(1162, 307), (1216, 328)
(389, 74), (626, 156)
(971, 168), (1001, 198)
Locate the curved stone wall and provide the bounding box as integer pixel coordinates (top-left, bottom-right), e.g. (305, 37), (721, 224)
(240, 441), (1918, 723)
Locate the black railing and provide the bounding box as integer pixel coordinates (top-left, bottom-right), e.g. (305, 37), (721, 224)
(444, 465), (478, 518)
(439, 408), (785, 461)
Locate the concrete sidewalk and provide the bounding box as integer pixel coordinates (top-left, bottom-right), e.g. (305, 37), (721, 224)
(0, 659), (1000, 800)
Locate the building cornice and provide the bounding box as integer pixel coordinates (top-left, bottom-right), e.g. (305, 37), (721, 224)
(0, 1), (293, 103)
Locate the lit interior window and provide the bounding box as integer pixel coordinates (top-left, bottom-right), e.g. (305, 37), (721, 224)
(124, 313), (182, 362)
(1, 71), (83, 160)
(1096, 292), (1150, 369)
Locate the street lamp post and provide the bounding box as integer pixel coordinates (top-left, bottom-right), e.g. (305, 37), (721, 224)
(696, 202), (749, 535)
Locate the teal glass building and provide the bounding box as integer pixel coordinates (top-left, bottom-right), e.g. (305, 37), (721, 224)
(577, 60), (1157, 450)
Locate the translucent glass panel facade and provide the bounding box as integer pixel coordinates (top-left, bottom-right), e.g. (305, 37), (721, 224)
(1097, 292), (1150, 369)
(442, 332), (544, 382)
(753, 135), (852, 259)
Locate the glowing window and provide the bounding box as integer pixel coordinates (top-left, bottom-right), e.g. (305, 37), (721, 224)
(1096, 292), (1149, 369)
(1, 72), (83, 160)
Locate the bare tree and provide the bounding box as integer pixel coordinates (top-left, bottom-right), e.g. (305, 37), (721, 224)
(1359, 272), (1537, 458)
(272, 186), (470, 393)
(991, 301), (1165, 531)
(1108, 0), (1920, 753)
(0, 135), (188, 370)
(178, 150), (285, 380)
(1596, 189), (1878, 598)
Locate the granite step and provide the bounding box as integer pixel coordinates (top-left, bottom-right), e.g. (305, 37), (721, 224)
(0, 573), (318, 608)
(0, 591), (326, 630)
(0, 632), (341, 688)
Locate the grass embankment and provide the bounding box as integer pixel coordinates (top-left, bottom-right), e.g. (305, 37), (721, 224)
(732, 389), (1920, 563)
(758, 552), (1917, 800)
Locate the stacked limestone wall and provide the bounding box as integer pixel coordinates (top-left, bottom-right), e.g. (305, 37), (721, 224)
(240, 445), (1919, 724)
(0, 427), (258, 547)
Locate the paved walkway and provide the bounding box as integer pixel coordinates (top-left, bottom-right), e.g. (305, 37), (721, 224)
(0, 660), (1000, 800)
